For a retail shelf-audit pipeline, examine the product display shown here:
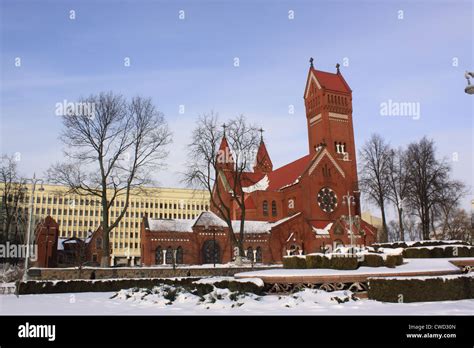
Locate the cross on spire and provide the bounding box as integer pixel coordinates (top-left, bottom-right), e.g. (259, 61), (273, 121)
(222, 123), (227, 136)
(336, 63), (340, 73)
(259, 127), (264, 141)
(309, 57), (314, 68)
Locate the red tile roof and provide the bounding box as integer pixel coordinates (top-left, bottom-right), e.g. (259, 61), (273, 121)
(254, 140), (273, 170)
(223, 170), (265, 189)
(217, 136), (234, 166)
(266, 154), (312, 191)
(313, 69), (351, 93)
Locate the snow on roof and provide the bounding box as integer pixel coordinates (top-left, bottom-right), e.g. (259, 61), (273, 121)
(193, 211), (228, 228)
(232, 220), (272, 234)
(272, 212), (302, 228)
(147, 218), (194, 233)
(312, 222), (333, 235)
(242, 175), (269, 193)
(147, 211), (272, 234)
(57, 238), (67, 250)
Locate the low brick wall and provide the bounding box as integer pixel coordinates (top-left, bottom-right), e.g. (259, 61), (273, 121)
(27, 266), (280, 281)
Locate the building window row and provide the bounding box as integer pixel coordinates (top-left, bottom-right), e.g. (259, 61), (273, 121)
(155, 246), (184, 265)
(262, 200), (278, 217)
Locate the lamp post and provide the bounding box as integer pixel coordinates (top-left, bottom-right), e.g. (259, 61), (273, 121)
(465, 71), (474, 95)
(22, 173), (44, 282)
(342, 190), (358, 248)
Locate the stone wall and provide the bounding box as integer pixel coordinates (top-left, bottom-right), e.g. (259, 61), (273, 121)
(27, 266), (279, 281)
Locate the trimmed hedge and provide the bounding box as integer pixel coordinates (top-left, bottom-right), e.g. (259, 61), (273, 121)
(18, 277), (263, 295)
(288, 253), (404, 270)
(374, 240), (470, 249)
(330, 256), (359, 270)
(283, 256), (307, 269)
(385, 254), (403, 268)
(302, 253), (403, 270)
(306, 254), (331, 269)
(360, 254), (384, 267)
(402, 246), (473, 258)
(18, 278), (201, 295)
(302, 254), (359, 270)
(212, 280), (263, 295)
(368, 275), (474, 302)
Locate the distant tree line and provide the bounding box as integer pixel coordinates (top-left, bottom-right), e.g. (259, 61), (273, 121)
(359, 134), (472, 243)
(0, 154), (28, 244)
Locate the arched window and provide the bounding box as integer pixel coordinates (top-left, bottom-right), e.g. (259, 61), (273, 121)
(271, 200), (277, 217)
(165, 246), (173, 264)
(255, 247), (263, 263)
(176, 246), (183, 264)
(263, 200), (268, 216)
(246, 247), (254, 262)
(155, 246), (163, 265)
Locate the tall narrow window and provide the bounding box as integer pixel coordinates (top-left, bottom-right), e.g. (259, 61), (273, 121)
(246, 247), (254, 262)
(176, 246), (183, 264)
(256, 247), (263, 263)
(263, 200), (268, 216)
(155, 246), (163, 264)
(271, 200), (277, 217)
(166, 247), (173, 264)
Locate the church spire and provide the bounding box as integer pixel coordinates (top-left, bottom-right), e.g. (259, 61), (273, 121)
(253, 132), (273, 174)
(216, 131), (234, 171)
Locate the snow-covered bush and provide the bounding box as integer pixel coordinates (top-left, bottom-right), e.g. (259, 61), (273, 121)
(360, 254), (384, 267)
(110, 285), (358, 310)
(384, 254), (403, 268)
(374, 240), (470, 249)
(368, 273), (474, 303)
(306, 254), (331, 269)
(402, 245), (473, 258)
(330, 255), (359, 270)
(283, 255), (307, 269)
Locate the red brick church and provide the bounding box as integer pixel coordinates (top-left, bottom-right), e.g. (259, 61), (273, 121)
(141, 61), (376, 266)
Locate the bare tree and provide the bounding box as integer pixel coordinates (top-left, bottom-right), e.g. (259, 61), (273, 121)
(438, 208), (472, 243)
(0, 155), (27, 243)
(386, 148), (410, 241)
(48, 92), (171, 266)
(433, 181), (468, 239)
(183, 112), (260, 257)
(404, 137), (455, 240)
(359, 134), (391, 242)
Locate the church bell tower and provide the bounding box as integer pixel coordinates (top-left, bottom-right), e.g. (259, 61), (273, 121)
(303, 58), (359, 199)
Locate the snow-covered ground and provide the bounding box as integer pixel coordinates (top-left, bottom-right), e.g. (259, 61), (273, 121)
(1, 288), (473, 315)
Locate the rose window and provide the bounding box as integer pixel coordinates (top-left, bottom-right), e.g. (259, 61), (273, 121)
(317, 187), (337, 213)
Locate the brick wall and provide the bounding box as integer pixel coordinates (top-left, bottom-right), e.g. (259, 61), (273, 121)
(27, 266), (279, 281)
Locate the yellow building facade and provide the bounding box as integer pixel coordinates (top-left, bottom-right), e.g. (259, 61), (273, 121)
(1, 183), (210, 264)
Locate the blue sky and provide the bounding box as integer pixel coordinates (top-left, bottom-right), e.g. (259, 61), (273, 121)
(1, 0), (473, 213)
